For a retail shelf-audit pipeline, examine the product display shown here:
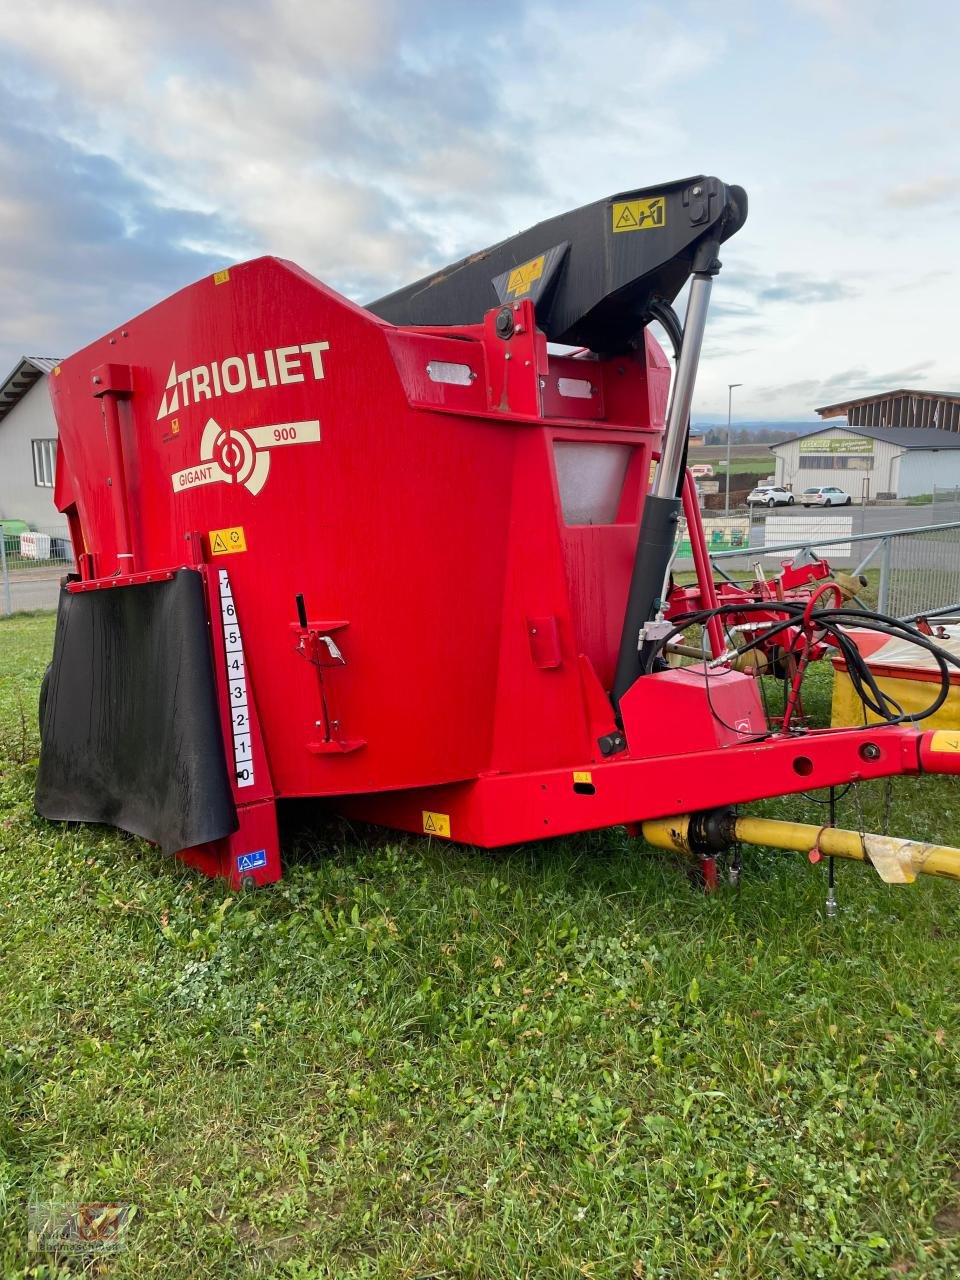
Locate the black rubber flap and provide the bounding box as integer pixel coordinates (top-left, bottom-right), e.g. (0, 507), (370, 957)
(35, 569), (238, 854)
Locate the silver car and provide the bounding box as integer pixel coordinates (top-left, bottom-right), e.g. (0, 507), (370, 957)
(801, 486), (852, 507)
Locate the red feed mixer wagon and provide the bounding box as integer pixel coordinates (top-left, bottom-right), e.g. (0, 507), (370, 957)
(36, 175), (960, 893)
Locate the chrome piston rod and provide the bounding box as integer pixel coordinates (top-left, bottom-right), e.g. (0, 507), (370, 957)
(612, 243), (721, 708)
(654, 270), (714, 499)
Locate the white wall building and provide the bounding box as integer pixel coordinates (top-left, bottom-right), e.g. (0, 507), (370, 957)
(771, 425), (960, 500)
(0, 357), (67, 532)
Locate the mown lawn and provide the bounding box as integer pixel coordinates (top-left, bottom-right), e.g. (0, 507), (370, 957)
(2, 611), (960, 1278)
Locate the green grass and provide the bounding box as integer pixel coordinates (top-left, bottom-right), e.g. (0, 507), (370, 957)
(691, 458), (773, 478)
(720, 459), (774, 477)
(3, 612), (960, 1278)
(905, 494), (960, 507)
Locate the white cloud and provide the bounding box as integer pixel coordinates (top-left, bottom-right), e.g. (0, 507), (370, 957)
(0, 0), (957, 417)
(886, 176), (960, 209)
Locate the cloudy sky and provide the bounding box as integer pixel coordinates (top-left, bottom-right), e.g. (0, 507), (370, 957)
(0, 0), (956, 419)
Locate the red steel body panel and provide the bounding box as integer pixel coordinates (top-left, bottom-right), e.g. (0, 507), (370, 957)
(49, 261), (665, 800)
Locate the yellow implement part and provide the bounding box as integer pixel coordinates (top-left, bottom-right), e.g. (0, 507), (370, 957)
(831, 666), (960, 732)
(641, 814), (960, 885)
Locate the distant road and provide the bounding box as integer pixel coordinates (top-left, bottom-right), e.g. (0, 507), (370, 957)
(754, 501), (960, 532)
(744, 501), (960, 548)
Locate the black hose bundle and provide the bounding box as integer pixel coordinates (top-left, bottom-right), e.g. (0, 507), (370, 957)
(657, 600), (960, 729)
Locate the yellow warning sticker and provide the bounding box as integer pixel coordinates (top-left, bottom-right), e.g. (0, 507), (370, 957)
(53, 365), (62, 376)
(612, 196), (666, 233)
(929, 730), (960, 753)
(506, 254), (545, 297)
(573, 771), (593, 784)
(213, 268), (231, 285)
(209, 525), (247, 556)
(422, 810), (451, 838)
(170, 417), (180, 435)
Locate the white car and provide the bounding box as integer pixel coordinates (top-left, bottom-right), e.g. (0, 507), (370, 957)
(746, 484), (795, 507)
(802, 486), (852, 507)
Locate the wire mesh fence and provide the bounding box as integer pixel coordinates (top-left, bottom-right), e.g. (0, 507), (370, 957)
(882, 523), (960, 619)
(932, 484), (960, 508)
(5, 516), (960, 622)
(700, 516), (960, 622)
(0, 525), (72, 615)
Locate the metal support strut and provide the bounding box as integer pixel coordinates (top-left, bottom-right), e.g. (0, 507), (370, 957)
(653, 270), (715, 501)
(92, 363), (135, 573)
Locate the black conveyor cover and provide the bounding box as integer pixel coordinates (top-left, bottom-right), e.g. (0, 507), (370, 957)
(35, 570), (238, 854)
(368, 175), (747, 352)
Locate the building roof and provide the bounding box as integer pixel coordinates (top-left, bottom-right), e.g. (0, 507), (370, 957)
(772, 425), (960, 451)
(0, 356), (62, 425)
(816, 388), (960, 417)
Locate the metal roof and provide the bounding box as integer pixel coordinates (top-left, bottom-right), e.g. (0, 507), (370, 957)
(816, 388), (960, 416)
(0, 356), (62, 425)
(772, 425), (960, 451)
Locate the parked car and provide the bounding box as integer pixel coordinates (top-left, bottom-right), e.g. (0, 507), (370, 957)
(690, 464), (714, 478)
(746, 484), (795, 507)
(801, 486), (852, 507)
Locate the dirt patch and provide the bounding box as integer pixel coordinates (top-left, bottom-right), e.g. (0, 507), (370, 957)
(933, 1202), (960, 1234)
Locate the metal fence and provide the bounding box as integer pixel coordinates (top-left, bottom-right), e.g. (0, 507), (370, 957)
(701, 517), (960, 621)
(5, 516), (960, 624)
(0, 526), (72, 616)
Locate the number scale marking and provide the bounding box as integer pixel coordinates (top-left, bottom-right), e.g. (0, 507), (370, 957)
(218, 568), (255, 788)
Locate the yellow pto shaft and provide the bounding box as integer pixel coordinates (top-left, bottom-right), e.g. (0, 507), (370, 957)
(641, 814), (960, 885)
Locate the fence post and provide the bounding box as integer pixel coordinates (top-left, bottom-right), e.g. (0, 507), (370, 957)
(0, 533), (11, 618)
(877, 535), (892, 614)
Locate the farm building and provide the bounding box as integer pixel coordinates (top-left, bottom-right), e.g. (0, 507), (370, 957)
(816, 389), (960, 431)
(770, 424), (960, 499)
(0, 356), (67, 532)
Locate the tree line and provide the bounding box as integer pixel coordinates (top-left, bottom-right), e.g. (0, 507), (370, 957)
(697, 426), (799, 446)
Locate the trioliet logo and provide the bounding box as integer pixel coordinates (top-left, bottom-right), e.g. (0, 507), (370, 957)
(157, 341), (329, 420)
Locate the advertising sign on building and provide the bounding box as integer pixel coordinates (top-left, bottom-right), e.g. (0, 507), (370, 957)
(798, 437), (873, 454)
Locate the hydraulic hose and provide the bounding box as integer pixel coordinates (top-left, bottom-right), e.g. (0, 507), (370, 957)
(658, 600), (960, 729)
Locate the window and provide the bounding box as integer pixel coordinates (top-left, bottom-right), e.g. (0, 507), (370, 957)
(798, 453), (873, 471)
(552, 442), (632, 524)
(32, 439), (57, 488)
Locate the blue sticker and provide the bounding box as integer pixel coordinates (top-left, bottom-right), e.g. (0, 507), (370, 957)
(237, 849), (267, 873)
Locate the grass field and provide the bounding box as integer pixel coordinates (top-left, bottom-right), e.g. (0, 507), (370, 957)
(689, 447), (775, 479)
(3, 612), (960, 1278)
(702, 460), (774, 478)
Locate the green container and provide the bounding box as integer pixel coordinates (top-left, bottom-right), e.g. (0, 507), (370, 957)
(0, 519), (29, 561)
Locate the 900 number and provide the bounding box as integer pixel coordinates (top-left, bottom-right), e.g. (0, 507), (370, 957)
(273, 427), (298, 442)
